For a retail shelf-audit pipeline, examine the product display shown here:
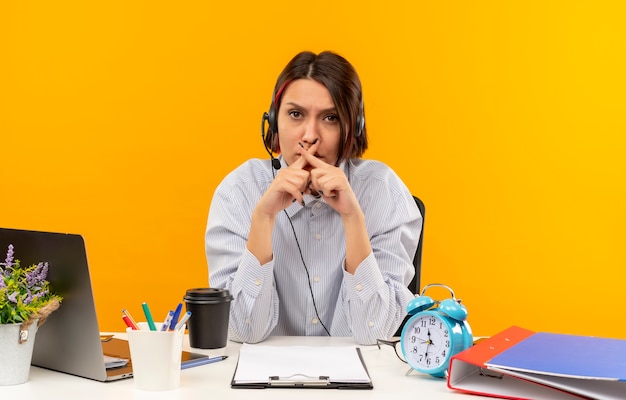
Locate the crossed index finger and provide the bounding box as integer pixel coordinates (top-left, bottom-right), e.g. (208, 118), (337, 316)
(298, 143), (329, 168)
(290, 140), (321, 170)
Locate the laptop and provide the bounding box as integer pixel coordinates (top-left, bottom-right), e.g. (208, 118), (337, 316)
(0, 227), (209, 382)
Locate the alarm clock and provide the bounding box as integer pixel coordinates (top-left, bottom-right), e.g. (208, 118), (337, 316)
(400, 283), (473, 378)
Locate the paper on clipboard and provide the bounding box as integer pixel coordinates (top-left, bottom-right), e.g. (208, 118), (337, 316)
(232, 343), (372, 388)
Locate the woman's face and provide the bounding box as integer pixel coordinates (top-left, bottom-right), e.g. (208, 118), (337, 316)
(276, 78), (342, 167)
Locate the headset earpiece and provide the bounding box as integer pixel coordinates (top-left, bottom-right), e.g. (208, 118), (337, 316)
(267, 101), (278, 135)
(261, 111), (281, 170)
(262, 111), (274, 147)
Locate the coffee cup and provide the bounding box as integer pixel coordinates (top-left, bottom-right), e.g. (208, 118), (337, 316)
(183, 288), (233, 349)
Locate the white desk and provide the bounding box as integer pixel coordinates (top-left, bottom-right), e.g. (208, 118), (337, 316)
(1, 335), (477, 399)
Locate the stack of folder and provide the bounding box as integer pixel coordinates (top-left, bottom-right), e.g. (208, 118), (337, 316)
(447, 325), (626, 399)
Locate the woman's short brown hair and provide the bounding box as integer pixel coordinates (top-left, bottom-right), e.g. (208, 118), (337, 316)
(264, 51), (368, 164)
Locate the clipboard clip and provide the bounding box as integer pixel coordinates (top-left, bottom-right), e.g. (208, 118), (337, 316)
(268, 374), (330, 387)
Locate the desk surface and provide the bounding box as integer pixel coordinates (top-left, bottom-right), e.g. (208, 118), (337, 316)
(2, 335), (477, 399)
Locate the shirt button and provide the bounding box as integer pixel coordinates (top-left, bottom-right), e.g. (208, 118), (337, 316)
(314, 276), (320, 282)
(311, 318), (319, 324)
(315, 203), (322, 209)
(315, 233), (321, 240)
(245, 318), (251, 324)
(254, 279), (261, 286)
(368, 321), (375, 327)
(356, 284), (363, 291)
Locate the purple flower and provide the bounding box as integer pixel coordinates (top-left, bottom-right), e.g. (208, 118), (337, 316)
(1, 244), (15, 277)
(8, 291), (18, 303)
(26, 262), (49, 287)
(4, 244), (14, 266)
(32, 289), (48, 302)
(24, 291), (33, 305)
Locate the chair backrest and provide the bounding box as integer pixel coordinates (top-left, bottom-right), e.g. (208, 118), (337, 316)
(395, 195), (425, 336)
(408, 195), (425, 295)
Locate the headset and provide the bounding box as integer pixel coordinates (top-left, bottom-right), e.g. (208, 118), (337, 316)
(260, 112), (281, 170)
(261, 83), (365, 171)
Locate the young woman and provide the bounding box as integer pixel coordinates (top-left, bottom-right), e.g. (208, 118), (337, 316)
(205, 51), (421, 345)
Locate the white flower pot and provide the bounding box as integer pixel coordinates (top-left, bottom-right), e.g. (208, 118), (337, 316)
(0, 320), (39, 385)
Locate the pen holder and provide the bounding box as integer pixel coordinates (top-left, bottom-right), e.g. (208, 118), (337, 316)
(126, 322), (185, 391)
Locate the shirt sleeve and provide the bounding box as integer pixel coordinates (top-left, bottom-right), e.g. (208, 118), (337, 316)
(205, 171), (279, 343)
(335, 168), (422, 344)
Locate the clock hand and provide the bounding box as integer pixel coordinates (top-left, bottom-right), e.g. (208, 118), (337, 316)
(424, 329), (432, 358)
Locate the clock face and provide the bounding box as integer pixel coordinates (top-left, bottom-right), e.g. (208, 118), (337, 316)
(401, 313), (453, 372)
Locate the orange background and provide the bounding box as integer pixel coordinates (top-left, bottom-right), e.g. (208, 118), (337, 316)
(2, 1), (625, 338)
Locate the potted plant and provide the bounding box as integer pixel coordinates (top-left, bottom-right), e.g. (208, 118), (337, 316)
(0, 244), (62, 385)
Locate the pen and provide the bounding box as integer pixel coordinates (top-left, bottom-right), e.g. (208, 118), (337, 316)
(122, 314), (138, 330)
(122, 309), (139, 330)
(174, 311), (192, 331)
(169, 303), (183, 331)
(181, 355), (228, 370)
(161, 310), (174, 331)
(142, 302), (157, 331)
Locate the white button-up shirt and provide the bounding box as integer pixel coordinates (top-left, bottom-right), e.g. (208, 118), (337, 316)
(206, 157), (421, 345)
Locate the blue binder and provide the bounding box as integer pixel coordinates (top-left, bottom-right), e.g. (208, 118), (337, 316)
(484, 329), (626, 399)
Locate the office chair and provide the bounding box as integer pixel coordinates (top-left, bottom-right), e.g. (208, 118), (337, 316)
(394, 195), (425, 336)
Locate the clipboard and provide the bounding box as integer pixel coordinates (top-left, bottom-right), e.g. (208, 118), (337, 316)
(231, 344), (373, 389)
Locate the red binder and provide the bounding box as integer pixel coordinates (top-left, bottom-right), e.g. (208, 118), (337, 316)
(446, 326), (583, 399)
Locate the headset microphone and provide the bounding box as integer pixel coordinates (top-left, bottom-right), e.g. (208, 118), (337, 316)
(261, 112), (281, 170)
(271, 156), (281, 170)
